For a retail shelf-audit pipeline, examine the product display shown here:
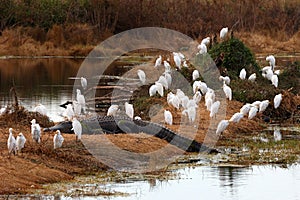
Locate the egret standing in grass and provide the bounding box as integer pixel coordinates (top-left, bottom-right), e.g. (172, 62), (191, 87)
(248, 73), (256, 82)
(164, 110), (173, 125)
(271, 74), (278, 88)
(220, 27), (228, 40)
(53, 130), (64, 149)
(31, 119), (41, 143)
(7, 128), (16, 156)
(81, 77), (87, 90)
(16, 132), (26, 154)
(259, 100), (269, 113)
(223, 83), (232, 100)
(72, 118), (82, 141)
(274, 93), (282, 109)
(266, 55), (276, 70)
(125, 102), (134, 119)
(239, 68), (246, 80)
(210, 101), (220, 118)
(137, 69), (146, 85)
(229, 112), (244, 123)
(192, 70), (200, 81)
(248, 106), (258, 120)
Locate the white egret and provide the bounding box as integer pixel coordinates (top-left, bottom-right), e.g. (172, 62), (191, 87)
(219, 76), (230, 85)
(183, 60), (188, 68)
(168, 94), (180, 109)
(271, 74), (278, 88)
(205, 97), (213, 111)
(137, 69), (146, 84)
(240, 103), (251, 115)
(201, 37), (210, 46)
(72, 118), (82, 141)
(181, 95), (189, 109)
(173, 52), (182, 69)
(192, 70), (200, 81)
(198, 43), (207, 54)
(125, 102), (134, 119)
(76, 89), (86, 114)
(155, 82), (164, 97)
(176, 89), (185, 100)
(248, 106), (258, 120)
(262, 68), (273, 81)
(64, 104), (75, 120)
(205, 88), (215, 102)
(134, 116), (141, 120)
(7, 128), (16, 155)
(274, 69), (280, 75)
(266, 55), (276, 70)
(31, 119), (41, 143)
(16, 132), (26, 153)
(274, 93), (282, 109)
(164, 61), (171, 72)
(193, 91), (202, 104)
(156, 75), (168, 90)
(229, 112), (244, 123)
(107, 104), (119, 116)
(220, 27), (228, 40)
(81, 77), (87, 90)
(182, 106), (197, 123)
(163, 72), (172, 88)
(216, 120), (229, 135)
(223, 83), (232, 100)
(34, 104), (47, 116)
(274, 129), (282, 142)
(251, 100), (262, 107)
(149, 84), (158, 97)
(155, 55), (162, 68)
(210, 101), (220, 118)
(187, 99), (197, 109)
(239, 68), (246, 80)
(259, 100), (269, 113)
(53, 130), (64, 149)
(164, 110), (173, 125)
(248, 73), (256, 82)
(262, 66), (272, 73)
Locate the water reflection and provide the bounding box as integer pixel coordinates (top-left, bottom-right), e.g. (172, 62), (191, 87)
(0, 58), (82, 121)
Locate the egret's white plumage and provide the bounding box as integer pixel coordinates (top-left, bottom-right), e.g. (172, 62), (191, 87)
(240, 103), (251, 115)
(76, 89), (86, 114)
(192, 70), (200, 81)
(201, 37), (210, 46)
(193, 91), (202, 104)
(220, 27), (228, 40)
(223, 83), (232, 100)
(81, 77), (87, 90)
(155, 55), (162, 68)
(173, 52), (182, 69)
(34, 104), (47, 116)
(16, 132), (26, 153)
(156, 76), (168, 90)
(31, 119), (41, 143)
(73, 100), (81, 116)
(216, 120), (229, 135)
(164, 61), (171, 72)
(168, 93), (180, 109)
(164, 72), (172, 88)
(198, 43), (207, 54)
(149, 84), (158, 97)
(274, 69), (280, 75)
(137, 69), (146, 84)
(155, 82), (164, 97)
(107, 105), (119, 116)
(239, 68), (246, 80)
(271, 74), (278, 88)
(219, 76), (230, 85)
(248, 73), (256, 82)
(72, 118), (82, 141)
(134, 116), (141, 120)
(210, 101), (220, 118)
(248, 106), (258, 119)
(266, 55), (276, 70)
(229, 112), (244, 123)
(205, 97), (213, 111)
(7, 128), (16, 155)
(181, 95), (189, 109)
(259, 100), (269, 113)
(274, 93), (282, 109)
(53, 130), (64, 149)
(125, 102), (134, 119)
(164, 110), (173, 125)
(274, 129), (282, 142)
(263, 68), (274, 81)
(182, 106), (197, 123)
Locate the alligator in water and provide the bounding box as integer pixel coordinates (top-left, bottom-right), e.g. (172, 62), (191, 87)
(44, 115), (218, 153)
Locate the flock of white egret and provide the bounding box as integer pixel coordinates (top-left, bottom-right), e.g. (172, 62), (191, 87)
(6, 27), (284, 156)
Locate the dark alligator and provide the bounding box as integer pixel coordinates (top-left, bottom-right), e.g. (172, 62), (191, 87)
(44, 115), (218, 153)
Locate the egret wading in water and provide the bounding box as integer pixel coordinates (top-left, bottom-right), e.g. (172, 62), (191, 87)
(31, 119), (41, 143)
(53, 130), (64, 149)
(72, 118), (82, 141)
(16, 132), (26, 154)
(81, 77), (87, 90)
(164, 110), (173, 125)
(7, 128), (17, 156)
